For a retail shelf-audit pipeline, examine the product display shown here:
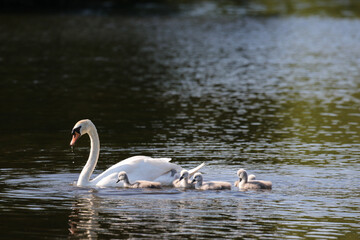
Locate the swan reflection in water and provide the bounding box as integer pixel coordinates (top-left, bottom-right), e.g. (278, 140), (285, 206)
(68, 192), (103, 239)
(67, 188), (281, 238)
(68, 190), (183, 238)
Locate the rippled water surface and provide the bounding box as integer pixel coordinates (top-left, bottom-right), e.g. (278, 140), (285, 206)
(0, 3), (360, 239)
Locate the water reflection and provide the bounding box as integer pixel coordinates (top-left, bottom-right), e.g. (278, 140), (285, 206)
(1, 2), (360, 239)
(65, 163), (360, 239)
(68, 193), (102, 239)
(67, 189), (277, 239)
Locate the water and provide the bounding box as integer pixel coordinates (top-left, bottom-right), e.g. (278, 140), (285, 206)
(1, 2), (360, 239)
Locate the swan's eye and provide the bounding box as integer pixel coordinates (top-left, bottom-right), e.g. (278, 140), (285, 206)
(72, 126), (81, 135)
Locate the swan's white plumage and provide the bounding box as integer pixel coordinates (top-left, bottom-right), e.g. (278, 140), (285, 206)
(92, 156), (182, 187)
(70, 119), (204, 187)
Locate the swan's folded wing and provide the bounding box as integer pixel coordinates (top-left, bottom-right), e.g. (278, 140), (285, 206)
(91, 156), (180, 187)
(94, 172), (119, 187)
(126, 157), (181, 181)
(188, 162), (205, 177)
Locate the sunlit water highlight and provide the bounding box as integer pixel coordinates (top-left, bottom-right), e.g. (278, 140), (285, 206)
(0, 8), (359, 240)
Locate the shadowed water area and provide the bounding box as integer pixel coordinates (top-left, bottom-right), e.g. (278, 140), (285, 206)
(0, 1), (359, 239)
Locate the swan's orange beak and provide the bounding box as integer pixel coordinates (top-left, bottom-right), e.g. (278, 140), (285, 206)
(70, 132), (81, 146)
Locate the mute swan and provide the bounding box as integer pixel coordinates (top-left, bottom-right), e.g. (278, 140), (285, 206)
(191, 173), (231, 190)
(236, 169), (272, 190)
(70, 119), (205, 187)
(234, 173), (256, 187)
(172, 170), (194, 189)
(117, 171), (162, 189)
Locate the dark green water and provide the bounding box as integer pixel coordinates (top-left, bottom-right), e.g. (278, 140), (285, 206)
(0, 2), (360, 239)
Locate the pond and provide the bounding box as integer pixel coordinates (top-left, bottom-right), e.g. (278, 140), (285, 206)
(0, 2), (359, 239)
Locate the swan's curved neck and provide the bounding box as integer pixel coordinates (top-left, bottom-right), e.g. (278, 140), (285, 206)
(77, 126), (100, 186)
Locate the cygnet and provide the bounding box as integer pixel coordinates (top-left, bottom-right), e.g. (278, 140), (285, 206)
(172, 170), (194, 189)
(236, 169), (272, 190)
(191, 173), (231, 190)
(117, 171), (162, 189)
(234, 173), (256, 187)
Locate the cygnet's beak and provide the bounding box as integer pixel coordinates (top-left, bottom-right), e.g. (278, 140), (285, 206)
(70, 132), (81, 146)
(191, 178), (196, 184)
(116, 179), (120, 184)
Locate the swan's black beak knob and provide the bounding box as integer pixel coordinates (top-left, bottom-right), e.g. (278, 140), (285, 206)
(70, 126), (82, 146)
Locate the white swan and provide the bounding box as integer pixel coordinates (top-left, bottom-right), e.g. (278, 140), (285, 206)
(70, 119), (205, 187)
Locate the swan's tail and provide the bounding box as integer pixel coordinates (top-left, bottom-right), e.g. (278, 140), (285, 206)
(160, 158), (172, 162)
(188, 162), (205, 177)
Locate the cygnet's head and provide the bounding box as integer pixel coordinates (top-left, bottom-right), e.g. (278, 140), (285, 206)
(70, 119), (94, 146)
(191, 172), (203, 184)
(179, 170), (189, 180)
(237, 169), (248, 182)
(248, 174), (256, 181)
(117, 171), (127, 183)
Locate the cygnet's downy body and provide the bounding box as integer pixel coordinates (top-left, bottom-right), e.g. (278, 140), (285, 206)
(172, 170), (194, 189)
(234, 173), (256, 187)
(192, 173), (231, 190)
(236, 169), (272, 190)
(117, 171), (162, 189)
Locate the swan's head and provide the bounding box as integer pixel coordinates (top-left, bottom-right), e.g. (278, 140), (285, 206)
(70, 119), (94, 146)
(191, 172), (203, 184)
(117, 171), (127, 183)
(237, 169), (247, 182)
(179, 170), (189, 181)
